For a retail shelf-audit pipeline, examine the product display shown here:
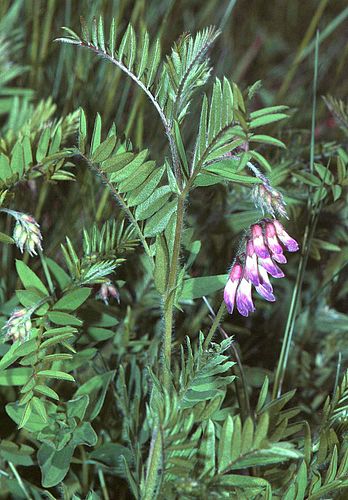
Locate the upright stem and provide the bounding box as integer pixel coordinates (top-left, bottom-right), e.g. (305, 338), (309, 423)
(162, 194), (185, 389)
(203, 300), (226, 349)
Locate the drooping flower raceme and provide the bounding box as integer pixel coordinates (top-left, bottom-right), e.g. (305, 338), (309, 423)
(2, 308), (32, 343)
(97, 281), (120, 305)
(12, 213), (43, 256)
(0, 209), (43, 256)
(224, 219), (299, 317)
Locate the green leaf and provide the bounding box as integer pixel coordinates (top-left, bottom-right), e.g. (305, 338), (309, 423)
(19, 402), (33, 429)
(144, 200), (177, 237)
(135, 186), (172, 221)
(14, 338), (38, 357)
(37, 370), (75, 382)
(249, 105), (288, 119)
(0, 441), (34, 467)
(293, 172), (322, 187)
(249, 113), (288, 128)
(34, 384), (60, 401)
(0, 154), (12, 180)
(16, 260), (49, 295)
(0, 342), (21, 371)
(91, 135), (116, 163)
(90, 113), (102, 154)
(47, 311), (82, 326)
(218, 415), (234, 473)
(6, 401), (48, 432)
(31, 396), (48, 422)
(250, 134), (286, 148)
(36, 128), (51, 162)
(16, 290), (49, 314)
(53, 287), (91, 311)
(75, 371), (114, 420)
(180, 274), (227, 300)
(72, 421), (97, 446)
(38, 443), (75, 488)
(154, 234), (169, 294)
(67, 395), (89, 420)
(249, 151), (273, 173)
(11, 142), (24, 175)
(200, 420), (216, 477)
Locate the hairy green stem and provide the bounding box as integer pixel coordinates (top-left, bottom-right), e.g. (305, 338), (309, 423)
(203, 296), (251, 420)
(162, 194), (185, 389)
(203, 300), (226, 349)
(143, 426), (163, 500)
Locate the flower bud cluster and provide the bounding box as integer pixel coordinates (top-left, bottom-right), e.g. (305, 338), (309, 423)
(224, 219), (299, 316)
(3, 308), (32, 343)
(97, 281), (120, 305)
(252, 183), (288, 219)
(12, 213), (43, 256)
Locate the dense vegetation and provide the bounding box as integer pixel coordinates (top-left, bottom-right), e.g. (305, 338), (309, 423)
(0, 1), (347, 498)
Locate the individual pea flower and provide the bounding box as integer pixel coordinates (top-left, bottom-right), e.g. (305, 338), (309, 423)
(97, 281), (120, 305)
(2, 308), (32, 344)
(11, 212), (43, 256)
(224, 260), (243, 314)
(251, 223), (269, 258)
(273, 220), (299, 252)
(264, 221), (287, 264)
(244, 240), (260, 286)
(255, 265), (276, 302)
(236, 277), (255, 317)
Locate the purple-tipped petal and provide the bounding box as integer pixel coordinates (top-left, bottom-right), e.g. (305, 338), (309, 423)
(244, 240), (260, 286)
(224, 279), (238, 314)
(256, 284), (276, 302)
(251, 224), (270, 259)
(224, 261), (243, 314)
(265, 222), (283, 254)
(273, 220), (299, 253)
(236, 278), (255, 317)
(271, 252), (287, 264)
(258, 255), (285, 278)
(258, 265), (273, 292)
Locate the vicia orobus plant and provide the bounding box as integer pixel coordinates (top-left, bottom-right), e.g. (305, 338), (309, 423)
(0, 10), (348, 500)
(55, 17), (295, 387)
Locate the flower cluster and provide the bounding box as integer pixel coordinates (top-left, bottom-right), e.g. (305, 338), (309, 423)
(224, 219), (299, 316)
(97, 281), (120, 305)
(252, 183), (288, 219)
(2, 308), (32, 343)
(12, 213), (43, 256)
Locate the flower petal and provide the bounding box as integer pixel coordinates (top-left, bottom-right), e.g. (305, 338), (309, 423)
(224, 279), (238, 314)
(256, 284), (276, 302)
(258, 256), (285, 278)
(236, 279), (255, 317)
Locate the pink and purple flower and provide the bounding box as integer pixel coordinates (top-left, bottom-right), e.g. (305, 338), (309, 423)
(223, 219), (299, 317)
(224, 260), (243, 314)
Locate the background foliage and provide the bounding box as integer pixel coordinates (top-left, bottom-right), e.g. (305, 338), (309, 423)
(0, 0), (347, 498)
